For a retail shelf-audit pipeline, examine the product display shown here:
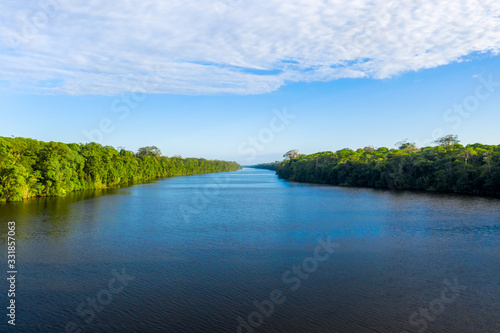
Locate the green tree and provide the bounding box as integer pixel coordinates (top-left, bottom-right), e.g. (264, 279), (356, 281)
(283, 149), (299, 161)
(434, 135), (460, 147)
(273, 141), (500, 197)
(0, 137), (241, 202)
(137, 146), (162, 157)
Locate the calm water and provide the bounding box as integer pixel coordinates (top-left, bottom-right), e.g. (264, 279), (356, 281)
(1, 168), (499, 333)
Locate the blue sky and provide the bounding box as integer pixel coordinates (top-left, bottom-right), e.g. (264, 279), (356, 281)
(1, 1), (500, 164)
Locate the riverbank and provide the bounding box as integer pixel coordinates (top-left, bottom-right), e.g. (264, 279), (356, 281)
(0, 137), (241, 202)
(255, 143), (500, 197)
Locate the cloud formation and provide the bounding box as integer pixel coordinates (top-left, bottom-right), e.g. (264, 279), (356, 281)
(1, 0), (500, 95)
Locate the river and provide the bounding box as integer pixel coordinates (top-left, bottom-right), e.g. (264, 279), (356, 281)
(0, 168), (499, 332)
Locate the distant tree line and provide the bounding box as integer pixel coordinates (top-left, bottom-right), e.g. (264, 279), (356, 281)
(263, 136), (500, 196)
(251, 162), (280, 171)
(0, 137), (241, 202)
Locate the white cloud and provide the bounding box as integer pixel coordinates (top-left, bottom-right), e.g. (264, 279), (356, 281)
(0, 0), (499, 95)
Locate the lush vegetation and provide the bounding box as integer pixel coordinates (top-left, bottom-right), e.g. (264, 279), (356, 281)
(250, 162), (279, 171)
(0, 137), (241, 202)
(266, 136), (500, 196)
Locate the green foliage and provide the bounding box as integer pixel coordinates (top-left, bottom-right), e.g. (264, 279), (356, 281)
(396, 139), (419, 152)
(251, 162), (280, 171)
(136, 146), (162, 157)
(283, 149), (299, 161)
(434, 134), (460, 147)
(0, 137), (241, 202)
(275, 142), (500, 196)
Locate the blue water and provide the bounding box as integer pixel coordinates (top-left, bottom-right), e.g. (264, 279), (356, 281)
(0, 168), (499, 332)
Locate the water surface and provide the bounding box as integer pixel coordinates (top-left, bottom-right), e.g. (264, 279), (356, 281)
(1, 168), (499, 332)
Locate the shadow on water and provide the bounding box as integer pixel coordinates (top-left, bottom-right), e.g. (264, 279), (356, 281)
(0, 179), (157, 241)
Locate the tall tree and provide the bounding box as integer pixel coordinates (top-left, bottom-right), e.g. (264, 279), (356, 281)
(136, 146), (162, 157)
(434, 135), (460, 147)
(283, 149), (299, 161)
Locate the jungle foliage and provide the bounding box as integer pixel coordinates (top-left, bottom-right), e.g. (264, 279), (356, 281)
(268, 138), (500, 196)
(0, 137), (241, 202)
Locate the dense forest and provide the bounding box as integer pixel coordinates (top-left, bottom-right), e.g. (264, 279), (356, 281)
(0, 137), (240, 202)
(258, 136), (500, 196)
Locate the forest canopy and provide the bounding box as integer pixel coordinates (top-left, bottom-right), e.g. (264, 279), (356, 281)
(0, 137), (241, 202)
(257, 137), (500, 196)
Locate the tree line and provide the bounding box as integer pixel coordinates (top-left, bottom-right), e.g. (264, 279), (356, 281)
(0, 137), (241, 202)
(256, 136), (500, 196)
